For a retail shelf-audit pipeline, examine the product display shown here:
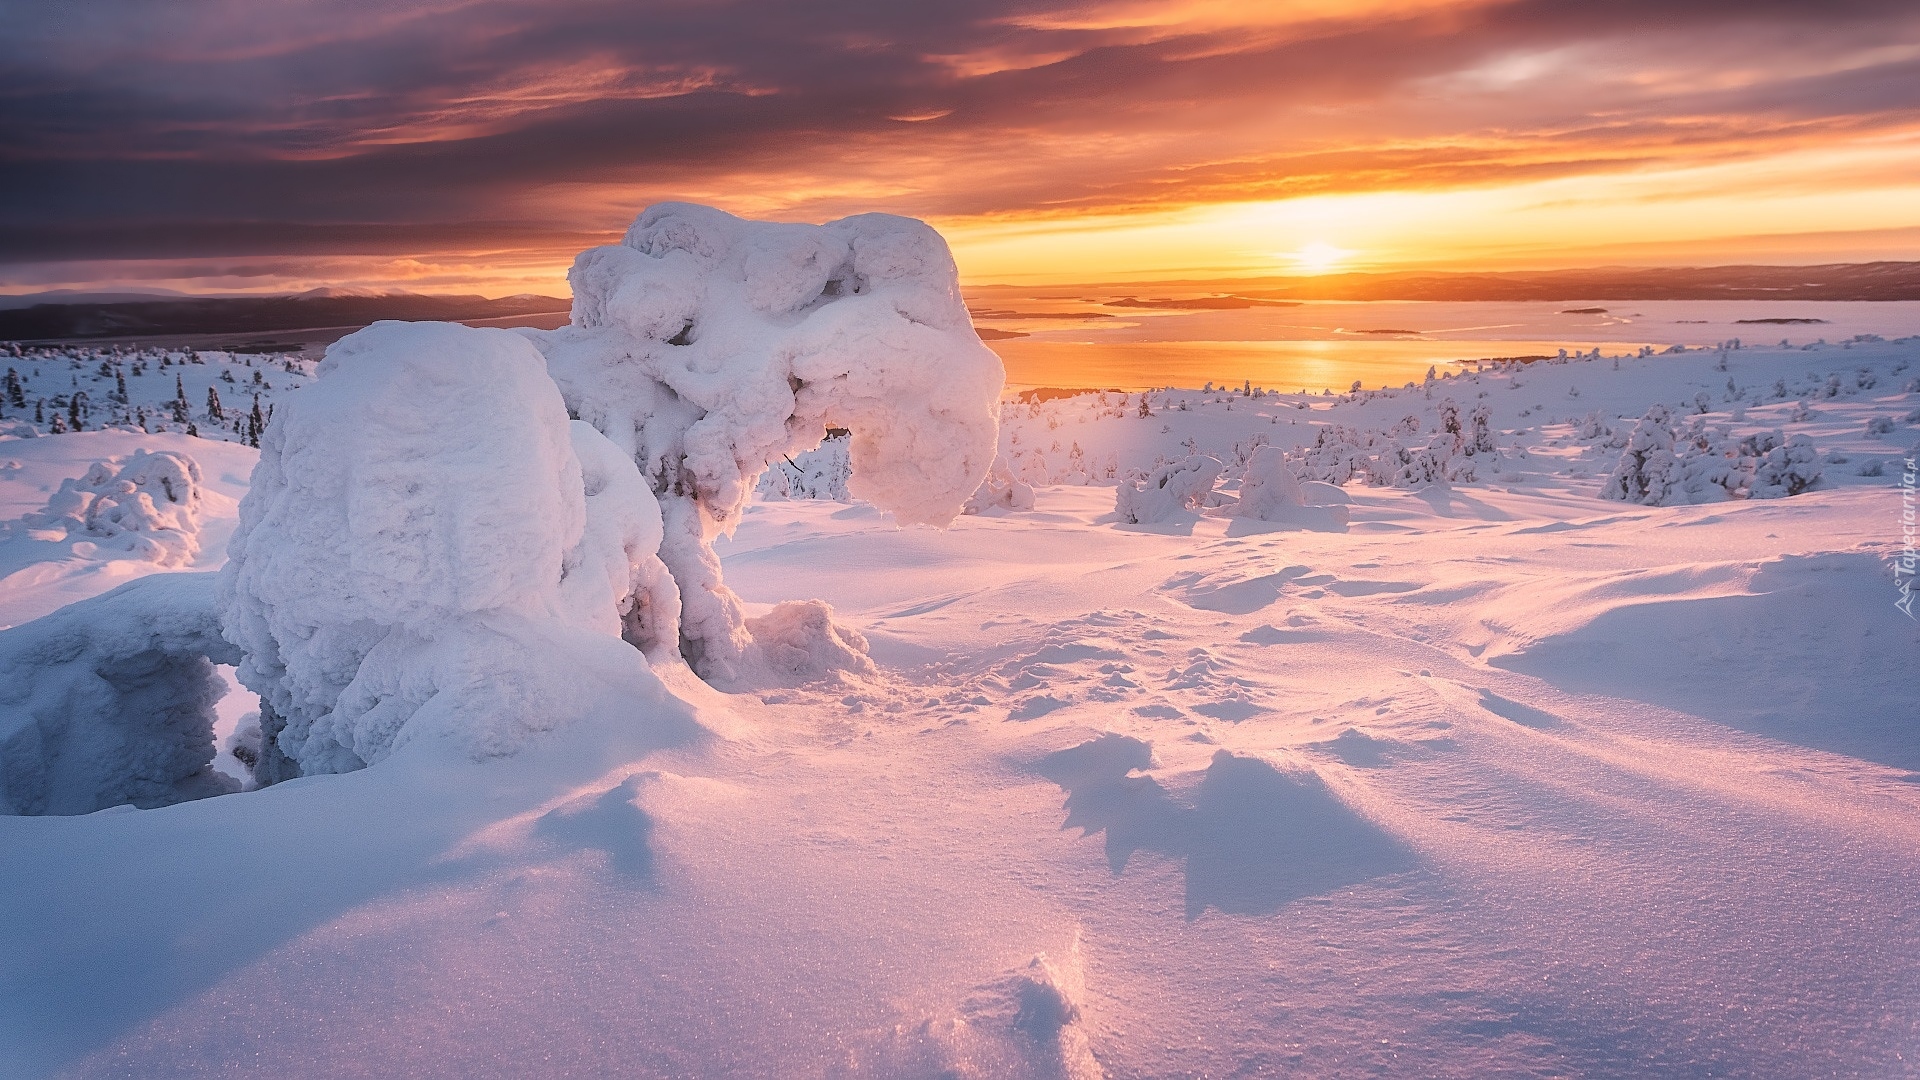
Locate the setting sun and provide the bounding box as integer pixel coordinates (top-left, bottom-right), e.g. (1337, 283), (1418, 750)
(1290, 241), (1352, 275)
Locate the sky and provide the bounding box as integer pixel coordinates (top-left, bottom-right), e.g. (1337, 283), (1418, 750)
(2, 0), (1918, 297)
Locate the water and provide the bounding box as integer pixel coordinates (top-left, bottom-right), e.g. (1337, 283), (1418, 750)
(967, 296), (1920, 391)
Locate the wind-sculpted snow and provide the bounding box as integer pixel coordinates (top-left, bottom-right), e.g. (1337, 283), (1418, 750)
(530, 203), (1004, 681)
(851, 940), (1101, 1080)
(0, 572), (239, 815)
(1036, 735), (1415, 918)
(220, 321), (679, 781)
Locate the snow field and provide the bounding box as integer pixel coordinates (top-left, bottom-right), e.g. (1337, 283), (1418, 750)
(0, 275), (1916, 1073)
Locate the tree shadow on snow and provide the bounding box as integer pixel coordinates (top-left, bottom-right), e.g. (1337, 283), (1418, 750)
(1413, 485), (1514, 521)
(1222, 509), (1350, 536)
(1035, 734), (1415, 918)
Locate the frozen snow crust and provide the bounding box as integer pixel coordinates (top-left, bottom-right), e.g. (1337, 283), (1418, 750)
(220, 321), (680, 779)
(530, 202), (1003, 681)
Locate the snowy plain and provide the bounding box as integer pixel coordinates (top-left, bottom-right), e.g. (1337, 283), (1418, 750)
(2, 297), (1919, 1077)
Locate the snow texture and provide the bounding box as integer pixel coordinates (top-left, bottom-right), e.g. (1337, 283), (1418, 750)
(529, 203), (1004, 681)
(24, 448), (204, 565)
(219, 321), (677, 780)
(0, 572), (239, 815)
(851, 941), (1100, 1080)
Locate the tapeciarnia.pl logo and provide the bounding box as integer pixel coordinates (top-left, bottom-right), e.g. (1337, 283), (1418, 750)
(1899, 456), (1916, 620)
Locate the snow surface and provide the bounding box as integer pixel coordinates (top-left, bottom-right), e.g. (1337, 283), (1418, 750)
(1, 317), (1918, 1076)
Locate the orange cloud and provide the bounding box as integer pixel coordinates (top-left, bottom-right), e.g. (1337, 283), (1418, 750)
(2, 0), (1916, 296)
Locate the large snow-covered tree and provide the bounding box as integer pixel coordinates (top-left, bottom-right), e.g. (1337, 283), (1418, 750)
(528, 203), (1004, 682)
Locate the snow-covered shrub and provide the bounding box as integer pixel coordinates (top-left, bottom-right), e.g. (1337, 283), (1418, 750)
(1467, 404), (1495, 455)
(745, 599), (876, 685)
(1601, 405), (1680, 504)
(1233, 446), (1351, 528)
(25, 449), (204, 565)
(1389, 433), (1477, 488)
(1115, 455), (1223, 524)
(531, 203), (1003, 681)
(1749, 434), (1823, 498)
(1293, 426), (1372, 485)
(1234, 446), (1306, 519)
(220, 322), (680, 783)
(1866, 415), (1896, 436)
(965, 461), (1036, 514)
(0, 573), (240, 815)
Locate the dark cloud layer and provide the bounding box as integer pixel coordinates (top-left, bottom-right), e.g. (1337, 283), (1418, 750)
(2, 0), (1916, 267)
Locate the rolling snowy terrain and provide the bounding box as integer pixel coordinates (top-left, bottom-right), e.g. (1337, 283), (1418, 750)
(2, 250), (1919, 1073)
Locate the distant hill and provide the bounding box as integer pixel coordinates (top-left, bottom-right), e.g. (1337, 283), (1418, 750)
(0, 292), (571, 342)
(1209, 262), (1920, 302)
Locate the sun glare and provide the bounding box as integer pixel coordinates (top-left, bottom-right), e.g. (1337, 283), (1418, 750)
(1290, 241), (1351, 275)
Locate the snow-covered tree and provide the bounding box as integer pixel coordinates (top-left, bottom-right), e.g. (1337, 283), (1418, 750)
(220, 322), (680, 785)
(1114, 455), (1223, 524)
(530, 204), (1003, 682)
(1749, 434), (1823, 498)
(1467, 404), (1495, 455)
(1601, 405), (1680, 504)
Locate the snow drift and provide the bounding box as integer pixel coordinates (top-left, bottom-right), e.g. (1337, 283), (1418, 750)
(529, 203), (1004, 681)
(219, 321), (680, 782)
(0, 573), (238, 815)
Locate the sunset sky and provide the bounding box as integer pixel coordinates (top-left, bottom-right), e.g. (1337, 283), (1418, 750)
(3, 0), (1917, 296)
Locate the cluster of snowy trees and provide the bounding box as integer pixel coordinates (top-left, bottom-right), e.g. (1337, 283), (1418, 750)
(1602, 404), (1824, 505)
(0, 345), (291, 443)
(1288, 398), (1496, 488)
(1114, 448), (1351, 528)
